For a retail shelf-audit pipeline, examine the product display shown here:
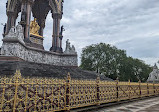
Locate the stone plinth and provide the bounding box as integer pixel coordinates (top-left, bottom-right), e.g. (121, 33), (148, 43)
(0, 56), (24, 61)
(29, 34), (44, 50)
(1, 38), (78, 67)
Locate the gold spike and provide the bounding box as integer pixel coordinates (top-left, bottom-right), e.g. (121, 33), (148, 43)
(13, 69), (22, 82)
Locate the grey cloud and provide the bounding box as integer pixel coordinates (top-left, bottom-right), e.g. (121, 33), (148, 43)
(116, 36), (159, 58)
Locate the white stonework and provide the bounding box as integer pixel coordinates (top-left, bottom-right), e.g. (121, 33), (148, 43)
(30, 36), (43, 45)
(5, 23), (24, 44)
(64, 39), (77, 54)
(1, 41), (78, 66)
(147, 64), (159, 82)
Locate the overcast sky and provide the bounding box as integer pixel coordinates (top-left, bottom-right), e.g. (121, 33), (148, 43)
(0, 0), (159, 66)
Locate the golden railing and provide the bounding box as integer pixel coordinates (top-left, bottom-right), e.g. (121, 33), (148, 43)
(0, 70), (159, 112)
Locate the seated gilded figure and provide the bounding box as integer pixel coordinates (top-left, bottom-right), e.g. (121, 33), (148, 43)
(30, 18), (42, 37)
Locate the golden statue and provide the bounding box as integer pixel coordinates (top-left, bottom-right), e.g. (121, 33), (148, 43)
(30, 18), (41, 36)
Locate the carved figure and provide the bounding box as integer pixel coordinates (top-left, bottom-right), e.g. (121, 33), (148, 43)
(147, 64), (159, 82)
(61, 0), (64, 13)
(30, 18), (40, 35)
(2, 23), (6, 35)
(6, 26), (16, 37)
(4, 23), (24, 43)
(60, 25), (65, 36)
(65, 39), (71, 51)
(72, 45), (75, 52)
(16, 22), (23, 34)
(16, 22), (24, 42)
(64, 39), (77, 54)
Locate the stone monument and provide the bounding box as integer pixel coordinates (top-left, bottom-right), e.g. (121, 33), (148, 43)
(0, 0), (111, 81)
(29, 18), (44, 49)
(0, 0), (78, 67)
(147, 64), (159, 82)
(64, 39), (77, 54)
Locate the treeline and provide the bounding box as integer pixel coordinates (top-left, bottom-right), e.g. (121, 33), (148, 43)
(80, 43), (152, 82)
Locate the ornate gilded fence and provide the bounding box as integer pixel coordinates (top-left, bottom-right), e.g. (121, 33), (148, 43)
(0, 70), (159, 112)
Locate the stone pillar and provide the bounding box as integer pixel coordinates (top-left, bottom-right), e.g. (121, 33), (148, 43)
(11, 14), (16, 27)
(20, 0), (27, 38)
(38, 20), (45, 36)
(6, 14), (11, 34)
(6, 12), (16, 34)
(24, 0), (33, 42)
(21, 0), (25, 12)
(50, 13), (62, 53)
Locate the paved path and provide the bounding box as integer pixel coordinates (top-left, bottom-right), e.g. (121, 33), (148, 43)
(91, 97), (159, 112)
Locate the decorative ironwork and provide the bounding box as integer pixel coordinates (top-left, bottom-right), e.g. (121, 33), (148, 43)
(0, 71), (159, 112)
(69, 79), (97, 109)
(0, 70), (66, 112)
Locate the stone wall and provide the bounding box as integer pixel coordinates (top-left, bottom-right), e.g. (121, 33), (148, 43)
(1, 38), (78, 66)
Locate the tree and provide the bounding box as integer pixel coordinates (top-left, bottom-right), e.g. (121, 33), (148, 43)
(80, 43), (152, 82)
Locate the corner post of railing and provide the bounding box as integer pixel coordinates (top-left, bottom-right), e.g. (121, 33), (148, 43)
(147, 81), (149, 96)
(13, 70), (21, 112)
(65, 72), (71, 112)
(153, 81), (155, 95)
(116, 77), (119, 101)
(96, 75), (100, 105)
(138, 80), (141, 97)
(128, 79), (131, 99)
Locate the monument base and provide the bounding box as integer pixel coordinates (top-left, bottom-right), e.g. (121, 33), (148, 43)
(29, 34), (44, 50)
(50, 46), (63, 53)
(1, 38), (78, 67)
(0, 60), (112, 80)
(0, 56), (24, 61)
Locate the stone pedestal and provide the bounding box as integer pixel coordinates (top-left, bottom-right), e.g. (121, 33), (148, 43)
(29, 34), (44, 50)
(50, 46), (63, 53)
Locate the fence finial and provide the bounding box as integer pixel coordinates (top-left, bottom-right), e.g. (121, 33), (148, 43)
(14, 69), (22, 79)
(116, 77), (119, 82)
(67, 72), (71, 80)
(97, 75), (100, 81)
